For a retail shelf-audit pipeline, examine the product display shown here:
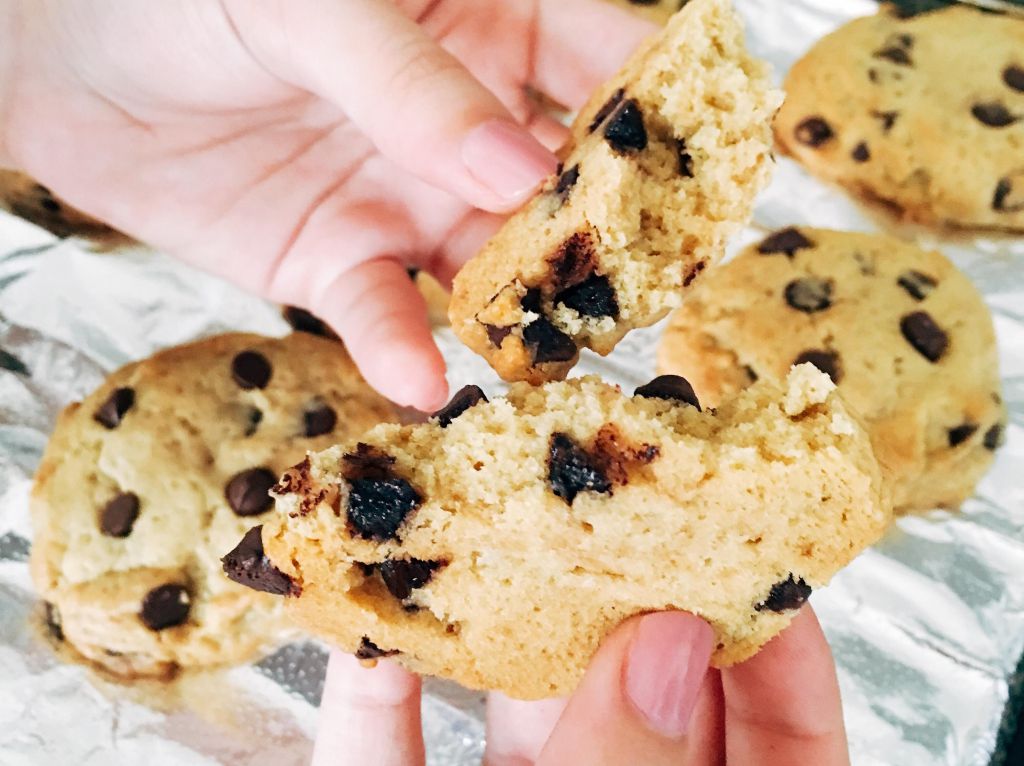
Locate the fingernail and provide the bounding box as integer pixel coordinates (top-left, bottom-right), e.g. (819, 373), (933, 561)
(461, 120), (558, 204)
(624, 612), (714, 739)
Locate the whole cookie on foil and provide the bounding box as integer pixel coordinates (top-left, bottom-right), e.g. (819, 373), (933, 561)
(775, 4), (1024, 231)
(31, 332), (396, 677)
(657, 227), (1007, 512)
(229, 368), (888, 699)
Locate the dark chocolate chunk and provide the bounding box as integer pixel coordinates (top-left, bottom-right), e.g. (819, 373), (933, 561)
(683, 260), (706, 287)
(874, 46), (912, 65)
(485, 324), (513, 348)
(521, 287), (543, 314)
(94, 387), (135, 429)
(555, 274), (619, 318)
(755, 574), (811, 612)
(984, 423), (1005, 451)
(634, 375), (701, 410)
(355, 637), (398, 660)
(676, 139), (694, 177)
(100, 492), (140, 538)
(603, 100), (648, 153)
(342, 443), (397, 480)
(588, 88), (625, 133)
(793, 350), (842, 384)
(347, 478), (421, 540)
(225, 467), (278, 516)
(851, 142), (871, 162)
(0, 348), (29, 376)
(897, 270), (937, 301)
(232, 350), (272, 390)
(140, 584), (191, 630)
(1004, 65), (1024, 93)
(244, 407), (263, 437)
(548, 432), (612, 505)
(304, 404), (337, 437)
(871, 110), (899, 132)
(947, 423), (978, 447)
(900, 311), (949, 363)
(744, 365), (759, 383)
(784, 277), (833, 313)
(433, 385), (488, 427)
(549, 233), (596, 290)
(44, 602), (64, 641)
(757, 227), (815, 257)
(794, 117), (834, 147)
(283, 306), (333, 338)
(523, 317), (577, 364)
(221, 525), (300, 596)
(993, 175), (1024, 213)
(971, 102), (1018, 128)
(377, 559), (441, 601)
(555, 164), (580, 203)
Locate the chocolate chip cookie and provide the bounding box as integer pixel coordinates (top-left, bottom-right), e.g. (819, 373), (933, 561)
(232, 367), (887, 698)
(658, 227), (1006, 513)
(0, 170), (130, 244)
(31, 332), (396, 677)
(448, 0), (780, 384)
(775, 4), (1024, 231)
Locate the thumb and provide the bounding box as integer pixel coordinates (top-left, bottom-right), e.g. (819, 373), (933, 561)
(537, 612), (714, 766)
(224, 0), (558, 213)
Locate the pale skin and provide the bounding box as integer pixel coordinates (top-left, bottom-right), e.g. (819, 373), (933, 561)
(0, 2), (851, 761)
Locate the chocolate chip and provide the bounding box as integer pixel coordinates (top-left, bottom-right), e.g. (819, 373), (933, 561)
(784, 277), (833, 313)
(221, 525), (300, 596)
(794, 117), (834, 147)
(588, 88), (625, 133)
(406, 267), (420, 280)
(897, 270), (937, 301)
(521, 287), (542, 314)
(755, 574), (811, 612)
(100, 492), (140, 537)
(971, 102), (1018, 128)
(548, 433), (611, 505)
(232, 350), (272, 390)
(244, 407), (263, 437)
(603, 99), (648, 153)
(900, 311), (948, 363)
(993, 175), (1024, 213)
(793, 350), (842, 384)
(342, 443), (396, 480)
(44, 602), (64, 641)
(873, 46), (912, 66)
(555, 164), (580, 203)
(851, 142), (870, 162)
(94, 387), (135, 429)
(744, 365), (759, 383)
(140, 584), (190, 630)
(676, 139), (694, 177)
(225, 468), (277, 516)
(377, 559), (441, 601)
(347, 477), (421, 540)
(984, 423), (1005, 451)
(485, 324), (513, 348)
(682, 260), (706, 287)
(0, 348), (29, 376)
(871, 110), (899, 132)
(757, 227), (815, 257)
(433, 385), (488, 427)
(548, 233), (596, 290)
(304, 404), (337, 437)
(555, 274), (619, 318)
(520, 289), (577, 364)
(947, 423), (978, 447)
(283, 306), (333, 338)
(355, 637), (398, 660)
(634, 375), (701, 410)
(1004, 65), (1024, 93)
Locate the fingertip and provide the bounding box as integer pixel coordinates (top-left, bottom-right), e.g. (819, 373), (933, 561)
(461, 119), (559, 213)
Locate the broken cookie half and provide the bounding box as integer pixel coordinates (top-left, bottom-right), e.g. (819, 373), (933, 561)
(224, 366), (890, 699)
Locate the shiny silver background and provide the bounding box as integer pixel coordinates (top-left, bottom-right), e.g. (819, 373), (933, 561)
(1, 1), (1022, 763)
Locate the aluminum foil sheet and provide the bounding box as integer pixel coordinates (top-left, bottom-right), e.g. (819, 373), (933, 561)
(1, 1), (1023, 763)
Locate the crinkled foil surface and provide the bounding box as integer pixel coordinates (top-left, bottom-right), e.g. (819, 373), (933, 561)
(1, 1), (1023, 764)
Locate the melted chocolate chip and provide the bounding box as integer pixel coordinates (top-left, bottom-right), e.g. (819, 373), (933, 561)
(793, 350), (842, 384)
(555, 164), (580, 203)
(971, 102), (1018, 128)
(549, 233), (596, 290)
(523, 317), (577, 364)
(377, 559), (441, 600)
(0, 348), (29, 376)
(757, 227), (815, 257)
(283, 306), (333, 338)
(548, 433), (612, 505)
(140, 584), (191, 630)
(355, 637), (398, 660)
(244, 407), (263, 437)
(993, 175), (1024, 213)
(94, 387), (135, 429)
(872, 110), (899, 132)
(897, 270), (937, 301)
(984, 423), (1005, 451)
(634, 375), (701, 410)
(852, 142), (871, 162)
(784, 277), (833, 313)
(44, 602), (64, 641)
(755, 574), (811, 612)
(1004, 65), (1024, 93)
(794, 117), (834, 147)
(676, 139), (694, 177)
(304, 404), (337, 437)
(433, 385), (488, 427)
(347, 477), (421, 540)
(588, 88), (625, 133)
(948, 423), (978, 447)
(100, 492), (140, 538)
(225, 468), (278, 516)
(485, 324), (513, 348)
(555, 274), (619, 318)
(232, 350), (272, 390)
(342, 443), (396, 480)
(900, 311), (949, 363)
(603, 99), (648, 153)
(221, 525), (300, 596)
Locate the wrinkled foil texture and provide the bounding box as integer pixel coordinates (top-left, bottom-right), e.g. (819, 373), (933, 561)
(1, 1), (1022, 764)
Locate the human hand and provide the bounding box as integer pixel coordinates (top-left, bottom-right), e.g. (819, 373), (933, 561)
(0, 0), (655, 410)
(312, 607), (850, 765)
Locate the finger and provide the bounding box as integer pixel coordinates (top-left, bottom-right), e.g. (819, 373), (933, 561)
(721, 608), (850, 766)
(682, 669), (726, 766)
(228, 0), (558, 213)
(484, 692), (568, 766)
(535, 0), (659, 110)
(537, 612), (714, 766)
(312, 650), (425, 766)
